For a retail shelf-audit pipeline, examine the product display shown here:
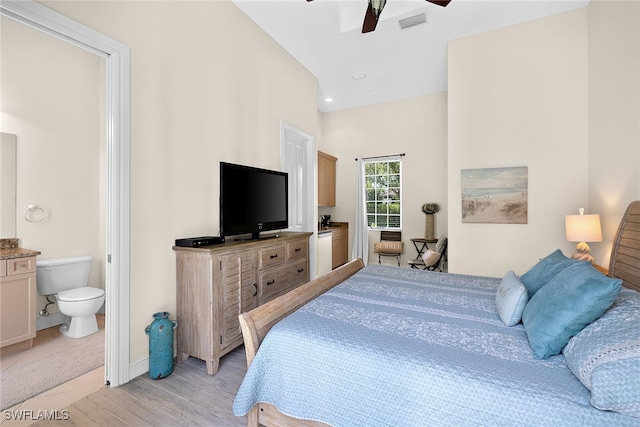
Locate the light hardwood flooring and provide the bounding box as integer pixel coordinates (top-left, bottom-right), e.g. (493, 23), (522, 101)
(24, 346), (249, 427)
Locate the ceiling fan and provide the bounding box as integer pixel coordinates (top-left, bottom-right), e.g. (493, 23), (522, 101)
(307, 0), (451, 33)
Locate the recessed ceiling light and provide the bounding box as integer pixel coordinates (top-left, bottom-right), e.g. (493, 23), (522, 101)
(325, 97), (333, 103)
(352, 73), (367, 80)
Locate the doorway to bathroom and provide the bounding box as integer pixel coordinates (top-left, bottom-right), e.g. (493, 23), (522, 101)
(0, 12), (106, 406)
(0, 0), (131, 389)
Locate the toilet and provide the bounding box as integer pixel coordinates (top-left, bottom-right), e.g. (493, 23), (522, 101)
(36, 256), (105, 338)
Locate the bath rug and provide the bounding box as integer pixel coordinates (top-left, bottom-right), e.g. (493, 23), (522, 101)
(0, 328), (104, 410)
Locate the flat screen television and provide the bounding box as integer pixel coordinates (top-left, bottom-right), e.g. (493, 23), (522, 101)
(220, 162), (289, 240)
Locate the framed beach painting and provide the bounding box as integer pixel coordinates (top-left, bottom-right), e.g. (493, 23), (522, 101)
(461, 166), (528, 224)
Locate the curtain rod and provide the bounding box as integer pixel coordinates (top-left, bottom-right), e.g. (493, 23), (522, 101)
(355, 153), (405, 161)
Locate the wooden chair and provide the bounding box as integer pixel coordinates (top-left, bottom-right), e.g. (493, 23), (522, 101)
(374, 231), (403, 267)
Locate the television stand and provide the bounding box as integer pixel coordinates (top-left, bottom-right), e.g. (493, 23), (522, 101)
(173, 231), (312, 375)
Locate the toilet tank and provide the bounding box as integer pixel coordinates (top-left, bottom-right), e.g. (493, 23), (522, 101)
(36, 256), (93, 295)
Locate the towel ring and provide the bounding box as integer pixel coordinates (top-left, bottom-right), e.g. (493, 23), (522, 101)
(24, 204), (46, 223)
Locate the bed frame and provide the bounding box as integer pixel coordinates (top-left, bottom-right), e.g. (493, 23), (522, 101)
(609, 201), (640, 292)
(238, 201), (640, 427)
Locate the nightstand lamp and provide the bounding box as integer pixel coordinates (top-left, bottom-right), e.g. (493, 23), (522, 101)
(565, 208), (602, 264)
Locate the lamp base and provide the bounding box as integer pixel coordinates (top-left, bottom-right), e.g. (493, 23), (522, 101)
(572, 241), (595, 264)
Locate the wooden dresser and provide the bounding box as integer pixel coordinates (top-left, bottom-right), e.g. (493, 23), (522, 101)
(173, 231), (312, 375)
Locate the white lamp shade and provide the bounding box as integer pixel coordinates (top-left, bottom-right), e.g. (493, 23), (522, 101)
(565, 214), (603, 242)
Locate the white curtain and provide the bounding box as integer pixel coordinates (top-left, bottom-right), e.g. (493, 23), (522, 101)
(351, 159), (369, 265)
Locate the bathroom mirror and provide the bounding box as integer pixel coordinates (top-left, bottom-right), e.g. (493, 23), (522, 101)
(0, 132), (17, 238)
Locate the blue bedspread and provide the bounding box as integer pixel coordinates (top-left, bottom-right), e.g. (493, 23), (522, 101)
(233, 265), (639, 426)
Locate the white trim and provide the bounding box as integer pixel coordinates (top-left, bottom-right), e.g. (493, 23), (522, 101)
(280, 121), (317, 278)
(0, 1), (131, 386)
(129, 356), (150, 380)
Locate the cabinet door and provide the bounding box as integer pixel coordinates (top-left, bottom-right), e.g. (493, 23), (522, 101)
(332, 228), (348, 269)
(219, 251), (257, 349)
(0, 272), (36, 347)
(318, 151), (337, 207)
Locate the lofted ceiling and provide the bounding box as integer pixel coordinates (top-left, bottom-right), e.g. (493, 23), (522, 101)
(232, 0), (589, 112)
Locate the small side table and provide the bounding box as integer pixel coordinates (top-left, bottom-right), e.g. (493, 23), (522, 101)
(410, 238), (438, 262)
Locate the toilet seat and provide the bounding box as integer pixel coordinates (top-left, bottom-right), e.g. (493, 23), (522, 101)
(57, 287), (105, 302)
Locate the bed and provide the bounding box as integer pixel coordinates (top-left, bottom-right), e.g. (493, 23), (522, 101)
(233, 201), (640, 427)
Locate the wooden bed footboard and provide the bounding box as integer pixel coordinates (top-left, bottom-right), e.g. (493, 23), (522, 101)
(238, 259), (364, 427)
(239, 258), (364, 367)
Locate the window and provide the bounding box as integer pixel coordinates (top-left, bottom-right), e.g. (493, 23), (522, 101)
(364, 157), (402, 229)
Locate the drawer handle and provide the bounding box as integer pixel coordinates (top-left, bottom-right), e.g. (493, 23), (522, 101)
(269, 254), (278, 259)
(253, 283), (257, 297)
(294, 247), (301, 252)
(267, 279), (275, 286)
(297, 268), (304, 273)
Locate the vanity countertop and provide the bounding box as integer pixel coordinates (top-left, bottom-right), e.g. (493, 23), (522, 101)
(0, 247), (41, 260)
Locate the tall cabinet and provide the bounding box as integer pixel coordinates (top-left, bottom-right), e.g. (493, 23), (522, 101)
(318, 151), (337, 207)
(173, 232), (311, 375)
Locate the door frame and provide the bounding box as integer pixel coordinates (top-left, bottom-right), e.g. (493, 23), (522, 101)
(280, 120), (317, 278)
(1, 0), (131, 386)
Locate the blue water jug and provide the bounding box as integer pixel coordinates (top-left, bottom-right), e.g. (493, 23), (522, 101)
(145, 311), (178, 379)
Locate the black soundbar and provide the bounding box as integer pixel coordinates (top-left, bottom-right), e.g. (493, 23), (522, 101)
(175, 236), (225, 247)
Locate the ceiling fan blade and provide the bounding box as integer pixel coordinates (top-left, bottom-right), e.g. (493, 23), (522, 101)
(362, 3), (379, 33)
(426, 0), (451, 6)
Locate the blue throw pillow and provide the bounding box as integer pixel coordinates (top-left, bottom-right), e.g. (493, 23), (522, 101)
(495, 271), (529, 326)
(563, 289), (640, 417)
(522, 262), (622, 359)
(520, 249), (580, 297)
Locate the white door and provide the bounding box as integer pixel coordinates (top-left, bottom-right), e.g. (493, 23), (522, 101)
(281, 121), (316, 277)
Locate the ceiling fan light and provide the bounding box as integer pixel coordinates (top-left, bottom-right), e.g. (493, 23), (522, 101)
(370, 0), (386, 18)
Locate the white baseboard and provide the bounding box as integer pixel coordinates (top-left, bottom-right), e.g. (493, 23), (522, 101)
(128, 348), (181, 382)
(36, 313), (65, 331)
(129, 356), (149, 380)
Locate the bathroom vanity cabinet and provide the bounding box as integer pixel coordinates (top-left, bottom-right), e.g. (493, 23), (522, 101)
(173, 232), (312, 375)
(0, 254), (38, 353)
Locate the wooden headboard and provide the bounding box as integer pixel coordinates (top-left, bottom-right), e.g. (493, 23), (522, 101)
(609, 200), (640, 292)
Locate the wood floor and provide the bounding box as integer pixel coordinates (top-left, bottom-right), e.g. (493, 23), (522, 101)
(32, 346), (249, 427)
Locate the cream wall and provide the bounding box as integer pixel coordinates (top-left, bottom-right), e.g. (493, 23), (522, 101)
(30, 0), (318, 365)
(448, 3), (640, 277)
(448, 9), (589, 277)
(587, 0), (640, 266)
(1, 17), (106, 315)
(320, 93), (448, 265)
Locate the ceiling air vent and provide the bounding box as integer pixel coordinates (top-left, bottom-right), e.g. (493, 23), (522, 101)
(398, 13), (427, 30)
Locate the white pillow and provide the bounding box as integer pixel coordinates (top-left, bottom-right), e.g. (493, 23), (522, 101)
(495, 271), (529, 326)
(421, 249), (441, 267)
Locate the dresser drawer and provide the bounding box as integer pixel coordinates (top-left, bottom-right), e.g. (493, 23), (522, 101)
(258, 244), (285, 269)
(286, 239), (307, 261)
(258, 259), (307, 302)
(7, 257), (36, 276)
